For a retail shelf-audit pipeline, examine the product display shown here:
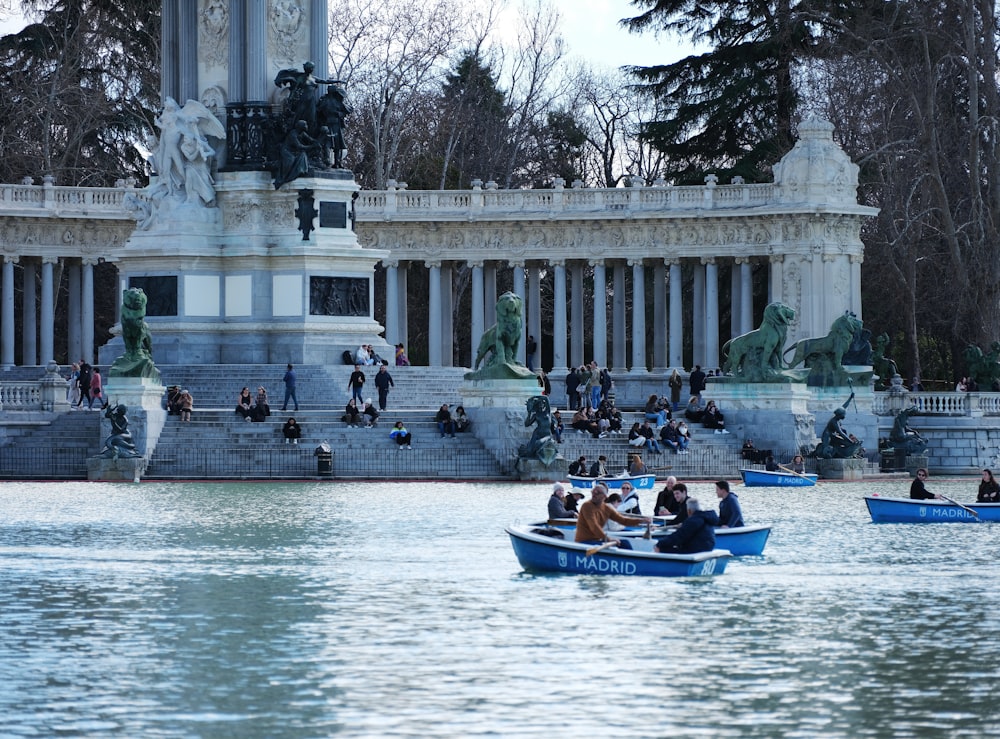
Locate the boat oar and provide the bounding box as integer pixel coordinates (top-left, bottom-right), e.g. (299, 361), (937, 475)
(778, 463), (818, 484)
(585, 540), (619, 556)
(643, 521), (652, 539)
(939, 493), (980, 519)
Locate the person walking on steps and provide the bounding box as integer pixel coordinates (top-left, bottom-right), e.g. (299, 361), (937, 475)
(281, 364), (299, 411)
(374, 364), (395, 411)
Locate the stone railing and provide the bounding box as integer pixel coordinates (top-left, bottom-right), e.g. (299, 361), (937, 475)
(355, 179), (781, 221)
(0, 364), (71, 412)
(872, 391), (1000, 416)
(0, 180), (131, 218)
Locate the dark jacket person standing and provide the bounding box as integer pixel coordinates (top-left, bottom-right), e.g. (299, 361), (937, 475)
(374, 364), (395, 411)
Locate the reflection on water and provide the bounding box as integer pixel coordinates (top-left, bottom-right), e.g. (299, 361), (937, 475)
(1, 479), (999, 737)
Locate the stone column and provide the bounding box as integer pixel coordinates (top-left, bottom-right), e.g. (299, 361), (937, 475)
(570, 263), (584, 367)
(692, 262), (705, 367)
(440, 263), (453, 367)
(705, 257), (719, 370)
(630, 260), (647, 373)
(427, 261), (442, 366)
(309, 0), (329, 79)
(245, 0), (268, 103)
(81, 259), (96, 364)
(161, 0), (179, 104)
(22, 260), (37, 366)
(552, 261), (567, 374)
(484, 262), (497, 328)
(40, 258), (55, 365)
(668, 260), (683, 369)
(612, 263), (627, 371)
(740, 258), (753, 333)
(653, 261), (667, 371)
(397, 265), (409, 353)
(511, 262), (526, 365)
(528, 266), (542, 368)
(730, 260), (741, 339)
(384, 261), (399, 349)
(227, 0), (246, 102)
(810, 246), (824, 337)
(470, 261), (485, 367)
(850, 254), (863, 319)
(67, 261), (81, 363)
(769, 254), (784, 305)
(178, 0), (199, 103)
(1, 257), (15, 367)
(591, 260), (607, 368)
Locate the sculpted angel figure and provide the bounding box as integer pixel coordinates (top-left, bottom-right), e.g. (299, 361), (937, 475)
(153, 97), (226, 205)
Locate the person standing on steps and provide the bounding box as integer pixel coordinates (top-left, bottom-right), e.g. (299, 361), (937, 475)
(348, 364), (366, 404)
(526, 334), (537, 371)
(689, 364), (706, 402)
(374, 364), (395, 411)
(281, 364), (299, 411)
(76, 360), (93, 409)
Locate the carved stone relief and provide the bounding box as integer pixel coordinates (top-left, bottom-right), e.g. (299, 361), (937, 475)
(199, 0), (229, 67)
(269, 0), (304, 63)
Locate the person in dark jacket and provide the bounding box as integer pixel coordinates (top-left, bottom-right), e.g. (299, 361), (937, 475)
(715, 480), (745, 527)
(374, 364), (395, 411)
(910, 468), (939, 499)
(565, 368), (580, 410)
(689, 364), (706, 400)
(977, 469), (1000, 503)
(655, 498), (718, 553)
(548, 483), (578, 519)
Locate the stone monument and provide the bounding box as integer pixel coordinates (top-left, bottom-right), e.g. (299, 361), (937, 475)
(101, 2), (389, 366)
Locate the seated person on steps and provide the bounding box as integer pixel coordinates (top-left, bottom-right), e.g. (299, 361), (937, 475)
(282, 417), (301, 444)
(390, 420), (412, 448)
(436, 403), (457, 437)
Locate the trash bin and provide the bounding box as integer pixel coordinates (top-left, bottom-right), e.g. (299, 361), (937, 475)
(315, 441), (333, 477)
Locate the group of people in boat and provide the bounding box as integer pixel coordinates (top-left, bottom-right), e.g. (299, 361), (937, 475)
(547, 475), (745, 555)
(910, 467), (1000, 503)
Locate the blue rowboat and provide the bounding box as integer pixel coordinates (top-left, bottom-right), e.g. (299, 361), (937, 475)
(864, 496), (1000, 523)
(568, 473), (657, 491)
(739, 468), (817, 487)
(506, 524), (731, 577)
(539, 521), (771, 557)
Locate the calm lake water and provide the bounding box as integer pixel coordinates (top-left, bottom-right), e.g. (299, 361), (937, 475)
(1, 478), (998, 738)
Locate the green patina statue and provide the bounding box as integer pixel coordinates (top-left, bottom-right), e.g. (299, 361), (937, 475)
(721, 302), (796, 382)
(518, 395), (559, 466)
(963, 342), (1000, 389)
(109, 287), (161, 382)
(815, 392), (864, 459)
(465, 291), (536, 381)
(889, 406), (927, 456)
(784, 311), (863, 387)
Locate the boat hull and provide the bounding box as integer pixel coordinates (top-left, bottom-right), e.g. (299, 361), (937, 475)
(739, 469), (817, 487)
(568, 473), (657, 490)
(864, 496), (1000, 523)
(507, 525), (731, 577)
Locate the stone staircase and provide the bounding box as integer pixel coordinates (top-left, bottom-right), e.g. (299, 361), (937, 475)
(0, 409), (102, 479)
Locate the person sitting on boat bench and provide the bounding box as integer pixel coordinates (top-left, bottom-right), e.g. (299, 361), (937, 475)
(628, 454), (648, 476)
(568, 456), (587, 476)
(910, 468), (941, 500)
(574, 483), (651, 550)
(589, 455), (608, 478)
(715, 480), (745, 528)
(655, 476), (679, 516)
(548, 482), (578, 519)
(765, 453), (779, 472)
(789, 454), (806, 474)
(617, 481), (642, 515)
(654, 498), (719, 554)
(659, 483), (690, 527)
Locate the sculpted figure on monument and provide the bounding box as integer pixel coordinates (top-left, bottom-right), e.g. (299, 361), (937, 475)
(316, 84), (352, 168)
(783, 311), (863, 387)
(109, 288), (161, 382)
(721, 302), (795, 382)
(466, 292), (536, 381)
(152, 97), (225, 205)
(962, 342), (1000, 390)
(99, 403), (142, 459)
(274, 120), (317, 190)
(815, 392), (864, 459)
(889, 406), (927, 456)
(519, 395), (559, 466)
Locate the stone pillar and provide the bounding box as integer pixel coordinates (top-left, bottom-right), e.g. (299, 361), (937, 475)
(653, 261), (667, 371)
(630, 259), (647, 373)
(512, 262), (526, 365)
(740, 258), (753, 333)
(397, 265), (409, 354)
(1, 257), (14, 367)
(309, 0), (329, 79)
(22, 259), (37, 366)
(851, 254), (863, 319)
(730, 260), (741, 340)
(440, 263), (454, 367)
(245, 0), (268, 102)
(705, 258), (719, 370)
(552, 261), (567, 374)
(384, 261), (399, 349)
(591, 260), (607, 368)
(570, 263), (584, 367)
(161, 0), (179, 104)
(528, 266), (541, 368)
(40, 258), (55, 365)
(427, 262), (442, 366)
(227, 0), (246, 102)
(668, 260), (683, 369)
(769, 254), (783, 305)
(470, 261), (485, 367)
(612, 263), (627, 372)
(810, 247), (824, 337)
(67, 261), (81, 363)
(692, 262), (705, 367)
(484, 262), (497, 328)
(81, 259), (95, 364)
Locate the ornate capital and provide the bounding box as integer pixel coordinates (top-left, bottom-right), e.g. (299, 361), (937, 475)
(41, 255), (60, 265)
(700, 256), (716, 265)
(588, 258), (605, 269)
(664, 258), (680, 268)
(382, 259), (400, 269)
(628, 258), (645, 268)
(850, 254), (865, 264)
(769, 254), (785, 264)
(549, 259), (566, 269)
(467, 259), (484, 269)
(425, 259), (442, 269)
(508, 260), (525, 269)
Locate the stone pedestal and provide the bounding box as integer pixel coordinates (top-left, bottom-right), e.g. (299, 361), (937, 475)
(704, 380), (815, 454)
(816, 457), (866, 480)
(87, 377), (166, 481)
(461, 378), (543, 475)
(515, 456), (567, 480)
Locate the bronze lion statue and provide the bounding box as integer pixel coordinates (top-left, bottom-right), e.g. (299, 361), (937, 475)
(783, 311), (863, 387)
(121, 287), (154, 360)
(474, 291), (523, 370)
(722, 302), (795, 382)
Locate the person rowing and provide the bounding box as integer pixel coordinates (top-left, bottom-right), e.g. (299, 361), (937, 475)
(574, 483), (652, 551)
